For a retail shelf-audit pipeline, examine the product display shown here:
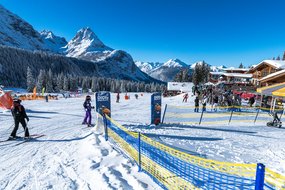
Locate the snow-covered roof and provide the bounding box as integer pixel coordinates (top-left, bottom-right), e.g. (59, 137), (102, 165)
(253, 60), (285, 70)
(209, 72), (225, 75)
(223, 67), (249, 72)
(259, 69), (285, 81)
(222, 73), (252, 78)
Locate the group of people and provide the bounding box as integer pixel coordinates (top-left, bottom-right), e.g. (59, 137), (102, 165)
(182, 85), (257, 113)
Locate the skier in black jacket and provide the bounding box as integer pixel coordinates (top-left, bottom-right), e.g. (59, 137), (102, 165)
(9, 99), (30, 139)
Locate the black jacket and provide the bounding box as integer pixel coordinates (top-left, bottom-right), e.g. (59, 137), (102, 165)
(12, 105), (28, 121)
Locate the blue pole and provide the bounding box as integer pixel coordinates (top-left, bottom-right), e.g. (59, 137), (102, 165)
(103, 115), (108, 141)
(255, 163), (265, 190)
(138, 132), (141, 172)
(228, 106), (234, 125)
(161, 104), (168, 124)
(254, 108), (260, 124)
(199, 110), (204, 125)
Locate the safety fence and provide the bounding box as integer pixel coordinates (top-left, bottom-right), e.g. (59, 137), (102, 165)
(102, 115), (285, 190)
(162, 104), (284, 126)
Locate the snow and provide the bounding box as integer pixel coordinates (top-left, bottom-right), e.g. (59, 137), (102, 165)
(1, 92), (285, 189)
(65, 27), (113, 58)
(253, 60), (285, 70)
(221, 72), (253, 78)
(162, 59), (188, 68)
(135, 61), (163, 74)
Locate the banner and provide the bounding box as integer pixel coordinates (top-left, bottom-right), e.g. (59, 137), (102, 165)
(95, 91), (111, 117)
(33, 86), (37, 99)
(0, 92), (13, 109)
(151, 93), (162, 125)
(42, 87), (45, 96)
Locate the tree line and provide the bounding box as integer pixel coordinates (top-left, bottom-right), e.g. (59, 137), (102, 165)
(174, 61), (210, 85)
(0, 45), (165, 92)
(27, 67), (166, 93)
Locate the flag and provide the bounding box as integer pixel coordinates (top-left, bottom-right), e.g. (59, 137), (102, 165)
(33, 86), (37, 100)
(42, 87), (45, 96)
(0, 92), (13, 109)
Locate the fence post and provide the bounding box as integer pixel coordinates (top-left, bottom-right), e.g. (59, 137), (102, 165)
(255, 163), (265, 190)
(228, 106), (234, 125)
(254, 108), (260, 124)
(161, 104), (168, 124)
(199, 109), (204, 125)
(103, 114), (108, 141)
(138, 132), (141, 172)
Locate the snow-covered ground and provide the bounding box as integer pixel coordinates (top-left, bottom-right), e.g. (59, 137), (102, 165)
(1, 92), (285, 189)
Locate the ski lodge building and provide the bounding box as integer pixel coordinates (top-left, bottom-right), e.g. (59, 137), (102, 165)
(209, 67), (252, 84)
(247, 60), (285, 87)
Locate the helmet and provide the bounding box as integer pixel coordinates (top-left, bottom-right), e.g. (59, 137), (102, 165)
(86, 95), (91, 100)
(13, 99), (21, 104)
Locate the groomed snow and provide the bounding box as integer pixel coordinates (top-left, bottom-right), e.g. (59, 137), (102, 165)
(1, 92), (285, 189)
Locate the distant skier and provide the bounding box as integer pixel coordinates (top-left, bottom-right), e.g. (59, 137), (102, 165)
(194, 96), (199, 112)
(116, 92), (120, 103)
(182, 93), (189, 102)
(249, 95), (255, 107)
(135, 94), (138, 99)
(82, 95), (94, 127)
(9, 99), (30, 139)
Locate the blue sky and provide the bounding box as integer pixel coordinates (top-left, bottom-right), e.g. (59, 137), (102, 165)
(1, 0), (285, 67)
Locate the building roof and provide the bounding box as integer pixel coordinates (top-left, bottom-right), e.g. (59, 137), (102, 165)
(222, 73), (252, 78)
(223, 67), (249, 72)
(250, 60), (285, 72)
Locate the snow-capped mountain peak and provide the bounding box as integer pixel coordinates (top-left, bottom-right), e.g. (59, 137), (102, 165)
(65, 27), (112, 58)
(163, 59), (188, 68)
(135, 61), (163, 73)
(40, 30), (67, 53)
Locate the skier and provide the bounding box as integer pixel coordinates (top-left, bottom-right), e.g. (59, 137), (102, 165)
(213, 95), (219, 112)
(182, 93), (189, 102)
(194, 96), (199, 112)
(248, 95), (255, 107)
(116, 92), (120, 103)
(82, 95), (94, 127)
(135, 94), (138, 99)
(9, 99), (30, 139)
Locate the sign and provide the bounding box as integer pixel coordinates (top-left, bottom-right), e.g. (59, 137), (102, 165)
(167, 82), (193, 92)
(151, 93), (162, 125)
(95, 91), (111, 117)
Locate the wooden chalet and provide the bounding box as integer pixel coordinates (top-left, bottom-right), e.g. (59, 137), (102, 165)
(248, 60), (285, 86)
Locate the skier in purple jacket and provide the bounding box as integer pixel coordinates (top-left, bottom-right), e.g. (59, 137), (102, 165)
(82, 95), (94, 127)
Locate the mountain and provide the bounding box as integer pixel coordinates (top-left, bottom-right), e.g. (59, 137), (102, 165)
(148, 59), (188, 82)
(0, 5), (47, 51)
(0, 5), (162, 85)
(65, 27), (113, 61)
(40, 30), (67, 53)
(135, 61), (163, 73)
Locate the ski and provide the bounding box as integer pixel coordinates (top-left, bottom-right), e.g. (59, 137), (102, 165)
(12, 134), (45, 146)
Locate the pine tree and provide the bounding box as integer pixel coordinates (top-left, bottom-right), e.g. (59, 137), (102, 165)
(37, 70), (46, 92)
(276, 56), (281, 60)
(239, 63), (244, 68)
(26, 66), (35, 92)
(282, 52), (285, 61)
(46, 69), (53, 93)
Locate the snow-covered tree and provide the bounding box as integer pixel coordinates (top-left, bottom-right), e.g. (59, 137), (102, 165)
(26, 66), (35, 92)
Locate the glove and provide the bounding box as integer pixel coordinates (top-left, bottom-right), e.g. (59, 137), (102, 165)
(26, 117), (29, 122)
(92, 106), (95, 109)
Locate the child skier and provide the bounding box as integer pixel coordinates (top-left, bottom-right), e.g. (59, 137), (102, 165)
(82, 95), (94, 127)
(9, 99), (30, 139)
(183, 93), (189, 102)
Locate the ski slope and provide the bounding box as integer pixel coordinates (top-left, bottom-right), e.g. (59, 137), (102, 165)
(0, 92), (285, 190)
(0, 95), (161, 190)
